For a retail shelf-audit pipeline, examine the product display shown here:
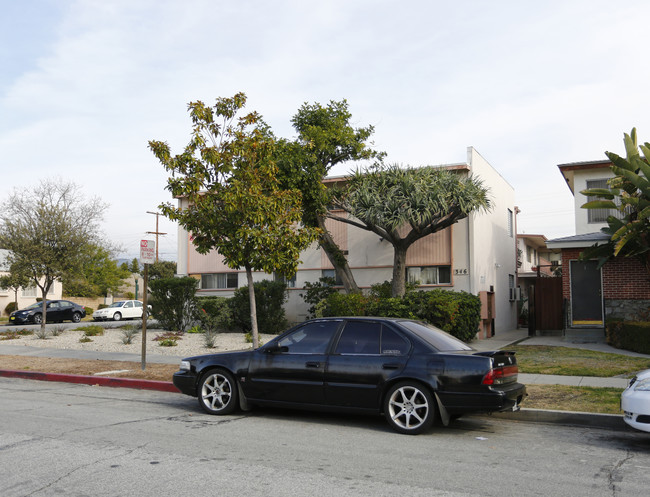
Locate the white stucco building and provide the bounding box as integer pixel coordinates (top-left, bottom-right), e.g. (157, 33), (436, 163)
(176, 147), (519, 337)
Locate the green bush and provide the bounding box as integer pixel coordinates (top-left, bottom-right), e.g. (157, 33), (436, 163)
(84, 306), (93, 315)
(324, 292), (369, 317)
(321, 288), (480, 343)
(300, 277), (337, 318)
(196, 296), (231, 332)
(4, 302), (17, 316)
(229, 280), (288, 334)
(98, 304), (108, 310)
(149, 276), (198, 332)
(606, 319), (650, 354)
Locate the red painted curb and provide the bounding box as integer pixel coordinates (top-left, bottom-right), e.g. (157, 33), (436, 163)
(0, 369), (180, 393)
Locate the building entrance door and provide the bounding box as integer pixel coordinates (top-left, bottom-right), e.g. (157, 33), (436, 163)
(569, 260), (603, 326)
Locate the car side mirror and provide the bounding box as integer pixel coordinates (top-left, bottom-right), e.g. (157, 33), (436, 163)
(265, 343), (289, 354)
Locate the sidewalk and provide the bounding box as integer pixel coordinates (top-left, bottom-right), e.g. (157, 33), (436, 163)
(471, 328), (648, 389)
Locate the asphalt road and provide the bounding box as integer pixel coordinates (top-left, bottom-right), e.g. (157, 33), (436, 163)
(1, 377), (649, 497)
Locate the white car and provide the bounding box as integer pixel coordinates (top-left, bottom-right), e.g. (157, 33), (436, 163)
(621, 369), (650, 433)
(93, 300), (146, 321)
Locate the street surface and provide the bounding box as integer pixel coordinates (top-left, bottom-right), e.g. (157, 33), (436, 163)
(1, 377), (649, 496)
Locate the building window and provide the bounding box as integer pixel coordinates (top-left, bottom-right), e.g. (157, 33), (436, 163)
(526, 245), (532, 263)
(586, 179), (628, 223)
(22, 286), (38, 297)
(507, 209), (514, 237)
(274, 272), (297, 288)
(201, 273), (238, 289)
(321, 269), (343, 286)
(407, 266), (452, 285)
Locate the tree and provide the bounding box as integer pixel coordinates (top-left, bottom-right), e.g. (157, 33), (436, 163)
(0, 179), (107, 331)
(62, 244), (131, 297)
(581, 128), (650, 274)
(147, 260), (177, 280)
(331, 164), (491, 297)
(276, 100), (384, 293)
(0, 262), (31, 313)
(150, 93), (319, 347)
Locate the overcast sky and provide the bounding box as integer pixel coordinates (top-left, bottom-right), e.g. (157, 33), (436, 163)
(2, 0), (649, 261)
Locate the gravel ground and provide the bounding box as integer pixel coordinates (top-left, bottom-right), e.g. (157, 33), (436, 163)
(5, 326), (277, 357)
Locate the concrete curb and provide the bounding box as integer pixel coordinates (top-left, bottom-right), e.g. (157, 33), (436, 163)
(0, 369), (179, 393)
(483, 408), (627, 431)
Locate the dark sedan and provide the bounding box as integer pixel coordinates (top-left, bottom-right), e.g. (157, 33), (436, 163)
(9, 300), (86, 325)
(173, 317), (526, 434)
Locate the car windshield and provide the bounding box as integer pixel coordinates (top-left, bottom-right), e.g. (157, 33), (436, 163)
(24, 302), (44, 310)
(108, 302), (126, 308)
(398, 320), (473, 352)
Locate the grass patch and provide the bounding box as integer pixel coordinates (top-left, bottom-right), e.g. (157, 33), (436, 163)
(73, 325), (104, 337)
(524, 384), (623, 414)
(511, 345), (650, 378)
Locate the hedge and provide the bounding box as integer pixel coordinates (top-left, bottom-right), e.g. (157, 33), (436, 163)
(606, 319), (650, 355)
(322, 289), (481, 343)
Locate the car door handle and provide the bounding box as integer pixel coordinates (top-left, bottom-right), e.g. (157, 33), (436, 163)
(382, 363), (403, 370)
(305, 362), (321, 368)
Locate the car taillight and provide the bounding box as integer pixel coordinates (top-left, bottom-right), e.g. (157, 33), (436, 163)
(482, 365), (518, 385)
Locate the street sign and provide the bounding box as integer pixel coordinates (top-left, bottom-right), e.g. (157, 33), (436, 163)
(140, 239), (155, 264)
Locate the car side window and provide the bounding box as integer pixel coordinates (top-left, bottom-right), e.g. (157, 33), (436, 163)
(60, 301), (72, 308)
(381, 327), (410, 355)
(335, 321), (381, 355)
(48, 302), (59, 309)
(277, 321), (340, 354)
(125, 301), (133, 308)
(134, 301), (143, 308)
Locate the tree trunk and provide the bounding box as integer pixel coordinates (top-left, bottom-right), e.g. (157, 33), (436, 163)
(316, 216), (360, 293)
(246, 264), (259, 349)
(39, 288), (48, 334)
(391, 246), (408, 297)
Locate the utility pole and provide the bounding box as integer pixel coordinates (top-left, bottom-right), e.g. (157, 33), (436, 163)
(146, 211), (167, 262)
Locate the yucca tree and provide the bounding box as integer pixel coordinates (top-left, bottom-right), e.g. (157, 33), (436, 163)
(332, 164), (491, 297)
(581, 128), (650, 274)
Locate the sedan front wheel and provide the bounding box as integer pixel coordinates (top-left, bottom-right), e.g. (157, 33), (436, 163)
(384, 381), (435, 435)
(198, 369), (238, 415)
(112, 312), (122, 321)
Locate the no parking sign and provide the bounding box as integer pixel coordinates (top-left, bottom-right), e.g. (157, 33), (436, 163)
(140, 240), (155, 264)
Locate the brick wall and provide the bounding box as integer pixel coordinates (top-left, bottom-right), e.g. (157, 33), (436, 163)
(561, 249), (650, 300)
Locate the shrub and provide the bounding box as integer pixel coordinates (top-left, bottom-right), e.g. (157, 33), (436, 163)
(321, 288), (480, 343)
(4, 302), (17, 316)
(121, 327), (139, 344)
(75, 325), (104, 336)
(606, 319), (650, 354)
(229, 280), (288, 334)
(154, 331), (182, 347)
(98, 304), (108, 310)
(323, 292), (368, 317)
(196, 296), (231, 333)
(404, 290), (480, 343)
(149, 276), (198, 332)
(300, 277), (337, 318)
(84, 306), (93, 315)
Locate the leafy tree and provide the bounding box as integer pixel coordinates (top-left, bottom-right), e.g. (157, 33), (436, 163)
(150, 93), (318, 348)
(62, 244), (131, 297)
(0, 179), (107, 331)
(0, 262), (31, 313)
(147, 260), (177, 280)
(332, 164), (491, 296)
(276, 100), (384, 293)
(581, 128), (650, 273)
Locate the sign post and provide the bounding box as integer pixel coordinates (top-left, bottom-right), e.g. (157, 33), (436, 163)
(140, 240), (156, 370)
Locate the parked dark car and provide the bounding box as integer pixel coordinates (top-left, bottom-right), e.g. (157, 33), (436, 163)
(9, 300), (86, 325)
(173, 317), (526, 434)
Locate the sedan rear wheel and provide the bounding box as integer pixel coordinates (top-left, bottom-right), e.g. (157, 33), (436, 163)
(71, 312), (82, 323)
(198, 369), (238, 415)
(384, 381), (435, 435)
(112, 312), (122, 321)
